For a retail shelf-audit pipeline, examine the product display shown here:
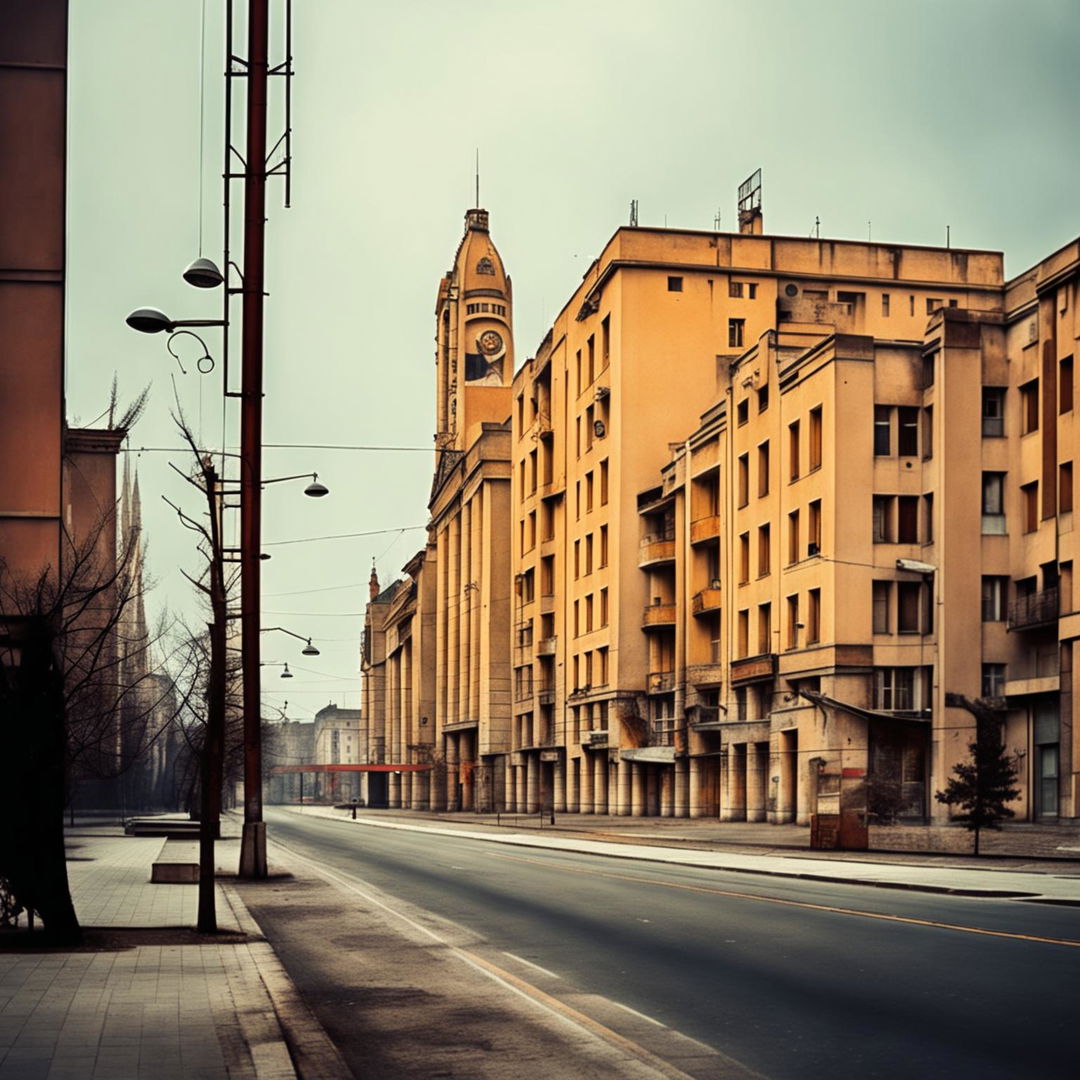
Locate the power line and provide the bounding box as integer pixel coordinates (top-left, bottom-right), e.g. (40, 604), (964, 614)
(264, 525), (426, 547)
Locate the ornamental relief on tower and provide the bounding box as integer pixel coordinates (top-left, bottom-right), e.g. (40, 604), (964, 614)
(465, 325), (506, 385)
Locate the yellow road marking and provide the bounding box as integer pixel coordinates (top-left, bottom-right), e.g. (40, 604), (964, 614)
(487, 851), (1080, 949)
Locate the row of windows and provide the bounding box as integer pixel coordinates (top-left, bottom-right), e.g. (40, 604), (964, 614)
(737, 500), (823, 582)
(982, 465), (1074, 535)
(573, 527), (609, 577)
(737, 588), (821, 657)
(874, 405), (931, 458)
(575, 460), (609, 518)
(571, 647), (610, 691)
(872, 580), (933, 635)
(573, 589), (609, 637)
(575, 317), (611, 397)
(735, 406), (823, 506)
(873, 494), (932, 544)
(465, 302), (507, 316)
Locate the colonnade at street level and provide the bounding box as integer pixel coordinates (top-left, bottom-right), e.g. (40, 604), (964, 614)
(469, 737), (805, 821)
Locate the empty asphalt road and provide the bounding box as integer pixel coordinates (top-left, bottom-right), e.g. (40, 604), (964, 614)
(248, 808), (1080, 1079)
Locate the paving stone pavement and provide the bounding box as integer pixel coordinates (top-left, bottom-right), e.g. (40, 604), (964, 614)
(0, 827), (306, 1080)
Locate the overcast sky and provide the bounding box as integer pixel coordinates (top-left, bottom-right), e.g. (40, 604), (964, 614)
(65, 0), (1080, 721)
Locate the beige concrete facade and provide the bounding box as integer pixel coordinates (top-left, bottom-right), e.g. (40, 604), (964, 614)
(365, 203), (1079, 829)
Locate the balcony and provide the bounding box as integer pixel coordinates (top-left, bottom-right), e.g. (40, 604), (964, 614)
(1008, 586), (1059, 631)
(642, 602), (677, 629)
(690, 515), (721, 545)
(639, 536), (676, 568)
(687, 662), (723, 688)
(540, 592), (556, 614)
(651, 718), (677, 746)
(648, 670), (675, 693)
(692, 587), (722, 616)
(538, 683), (556, 706)
(537, 635), (557, 656)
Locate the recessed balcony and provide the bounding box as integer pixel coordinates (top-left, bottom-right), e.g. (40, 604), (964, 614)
(1008, 586), (1059, 631)
(648, 670), (675, 693)
(642, 602), (677, 629)
(537, 683), (556, 705)
(690, 515), (721, 545)
(692, 587), (722, 616)
(639, 537), (676, 568)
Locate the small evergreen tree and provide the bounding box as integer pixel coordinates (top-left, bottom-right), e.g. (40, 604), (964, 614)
(936, 693), (1020, 855)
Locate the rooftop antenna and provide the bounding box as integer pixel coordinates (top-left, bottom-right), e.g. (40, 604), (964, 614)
(946, 224), (951, 249)
(868, 220), (872, 242)
(714, 207), (722, 230)
(814, 216), (821, 239)
(629, 199), (638, 227)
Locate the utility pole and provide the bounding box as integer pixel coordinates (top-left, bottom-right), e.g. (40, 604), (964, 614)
(239, 0), (270, 879)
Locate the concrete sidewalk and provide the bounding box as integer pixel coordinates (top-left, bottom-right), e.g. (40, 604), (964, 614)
(284, 805), (1080, 904)
(0, 823), (350, 1080)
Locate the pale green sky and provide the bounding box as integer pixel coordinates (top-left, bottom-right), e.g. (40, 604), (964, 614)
(64, 0), (1080, 716)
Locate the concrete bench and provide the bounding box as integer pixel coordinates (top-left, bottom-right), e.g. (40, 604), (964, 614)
(150, 838), (201, 884)
(126, 817), (212, 838)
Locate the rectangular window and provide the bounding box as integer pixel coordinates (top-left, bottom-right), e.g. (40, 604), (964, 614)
(585, 405), (594, 451)
(586, 471), (594, 511)
(576, 416), (581, 458)
(598, 646), (609, 685)
(1020, 379), (1039, 434)
(807, 589), (821, 644)
(982, 663), (1006, 698)
(1061, 356), (1074, 413)
(729, 280), (744, 298)
(1022, 481), (1038, 533)
(758, 603), (772, 655)
(873, 495), (892, 543)
(739, 532), (750, 584)
(574, 539), (580, 579)
(668, 276), (683, 292)
(982, 473), (1006, 534)
(758, 441), (770, 497)
(585, 534), (593, 575)
(599, 459), (609, 505)
(981, 576), (1007, 621)
(898, 496), (919, 543)
(737, 610), (749, 658)
(575, 480), (581, 520)
(873, 667), (919, 711)
(874, 406), (892, 456)
(982, 387), (1006, 437)
(897, 582), (922, 633)
(923, 493), (934, 543)
(729, 318), (745, 349)
(921, 406), (933, 459)
(921, 353), (936, 389)
(787, 595), (799, 649)
(587, 335), (595, 385)
(737, 454), (749, 507)
(585, 594), (594, 633)
(758, 523), (771, 577)
(1061, 462), (1074, 514)
(788, 420), (800, 481)
(898, 407), (919, 456)
(758, 384), (769, 413)
(576, 350), (582, 397)
(926, 298), (942, 315)
(529, 450), (538, 493)
(573, 600), (580, 637)
(737, 399), (749, 425)
(808, 406), (822, 470)
(601, 315), (610, 366)
(882, 293), (890, 317)
(872, 581), (891, 634)
(599, 525), (609, 567)
(600, 587), (609, 626)
(808, 499), (821, 555)
(788, 510), (800, 565)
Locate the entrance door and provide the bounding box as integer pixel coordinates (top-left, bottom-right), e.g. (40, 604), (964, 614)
(1038, 745), (1059, 819)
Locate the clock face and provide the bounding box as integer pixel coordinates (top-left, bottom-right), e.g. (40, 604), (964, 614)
(478, 329), (504, 355)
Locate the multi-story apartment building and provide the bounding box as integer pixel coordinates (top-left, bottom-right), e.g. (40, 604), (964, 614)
(312, 703), (362, 802)
(365, 199), (1078, 829)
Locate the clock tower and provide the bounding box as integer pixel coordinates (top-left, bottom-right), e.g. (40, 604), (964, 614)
(434, 208), (514, 454)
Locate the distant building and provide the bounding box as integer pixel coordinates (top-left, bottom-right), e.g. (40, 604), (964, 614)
(265, 718), (314, 804)
(313, 703), (361, 802)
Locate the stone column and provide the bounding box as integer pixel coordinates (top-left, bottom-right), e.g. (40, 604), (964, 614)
(592, 752), (607, 814)
(526, 753), (539, 814)
(659, 766), (674, 817)
(674, 758), (689, 817)
(554, 756), (567, 813)
(446, 734), (459, 811)
(579, 753), (594, 814)
(689, 757), (703, 818)
(747, 741), (767, 823)
(630, 763), (645, 816)
(616, 758), (631, 816)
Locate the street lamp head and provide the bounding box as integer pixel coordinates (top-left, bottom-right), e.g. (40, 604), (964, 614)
(182, 257), (224, 289)
(126, 307), (174, 334)
(302, 639), (320, 657)
(304, 475), (329, 498)
(260, 553), (272, 561)
(281, 663), (293, 679)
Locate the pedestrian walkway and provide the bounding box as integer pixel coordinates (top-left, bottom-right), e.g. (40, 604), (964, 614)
(0, 823), (345, 1080)
(283, 805), (1080, 903)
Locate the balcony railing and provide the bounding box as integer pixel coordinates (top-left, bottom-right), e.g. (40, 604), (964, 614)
(690, 515), (721, 545)
(639, 536), (676, 567)
(642, 603), (677, 629)
(652, 719), (677, 746)
(538, 683), (556, 705)
(648, 670), (675, 693)
(692, 587), (722, 616)
(537, 635), (557, 656)
(1008, 586), (1059, 631)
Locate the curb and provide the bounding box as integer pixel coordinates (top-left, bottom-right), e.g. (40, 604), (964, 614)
(283, 806), (1069, 902)
(221, 881), (354, 1080)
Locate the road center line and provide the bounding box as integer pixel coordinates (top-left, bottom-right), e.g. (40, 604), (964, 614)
(486, 851), (1080, 949)
(502, 951), (562, 979)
